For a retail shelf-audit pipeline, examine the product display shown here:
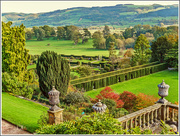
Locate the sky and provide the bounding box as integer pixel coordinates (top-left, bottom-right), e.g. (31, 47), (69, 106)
(1, 1), (179, 14)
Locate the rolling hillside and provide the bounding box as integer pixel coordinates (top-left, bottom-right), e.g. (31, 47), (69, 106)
(2, 4), (178, 28)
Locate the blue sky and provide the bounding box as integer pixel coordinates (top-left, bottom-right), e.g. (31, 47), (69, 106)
(2, 1), (179, 13)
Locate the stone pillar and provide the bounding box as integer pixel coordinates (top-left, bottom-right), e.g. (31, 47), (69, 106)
(154, 109), (158, 122)
(48, 109), (64, 125)
(161, 105), (166, 121)
(134, 116), (137, 127)
(147, 112), (150, 127)
(129, 119), (133, 129)
(139, 115), (142, 128)
(166, 106), (169, 121)
(150, 110), (154, 124)
(48, 86), (63, 125)
(171, 109), (175, 122)
(142, 114), (146, 128)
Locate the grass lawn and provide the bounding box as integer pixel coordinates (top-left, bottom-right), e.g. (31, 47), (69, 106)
(85, 70), (178, 103)
(26, 38), (119, 56)
(2, 92), (49, 133)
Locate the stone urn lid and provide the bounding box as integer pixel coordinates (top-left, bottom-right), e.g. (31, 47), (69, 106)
(158, 80), (170, 89)
(48, 86), (60, 96)
(92, 100), (107, 113)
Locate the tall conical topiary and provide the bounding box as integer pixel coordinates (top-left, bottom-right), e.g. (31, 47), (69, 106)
(36, 51), (70, 98)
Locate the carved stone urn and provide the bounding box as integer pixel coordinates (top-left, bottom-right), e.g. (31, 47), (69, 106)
(92, 100), (107, 113)
(157, 80), (170, 104)
(48, 86), (60, 111)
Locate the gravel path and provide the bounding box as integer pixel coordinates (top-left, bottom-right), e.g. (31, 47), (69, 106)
(1, 119), (32, 135)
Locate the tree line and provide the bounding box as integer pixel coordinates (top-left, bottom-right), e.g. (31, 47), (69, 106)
(25, 25), (91, 45)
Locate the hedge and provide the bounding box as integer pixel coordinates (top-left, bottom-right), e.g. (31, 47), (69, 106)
(71, 61), (160, 85)
(72, 63), (167, 91)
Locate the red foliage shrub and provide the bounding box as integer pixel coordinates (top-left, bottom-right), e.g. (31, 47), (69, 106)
(134, 93), (159, 111)
(95, 86), (124, 108)
(119, 91), (137, 111)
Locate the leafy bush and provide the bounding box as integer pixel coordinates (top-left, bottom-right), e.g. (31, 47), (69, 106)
(110, 65), (114, 71)
(37, 112), (49, 127)
(63, 111), (76, 121)
(134, 93), (158, 111)
(77, 61), (81, 65)
(101, 99), (117, 112)
(80, 57), (83, 60)
(64, 91), (90, 105)
(102, 58), (105, 61)
(90, 57), (94, 61)
(96, 87), (124, 108)
(112, 108), (128, 118)
(76, 65), (93, 77)
(104, 66), (110, 72)
(70, 56), (74, 59)
(2, 72), (34, 99)
(119, 91), (137, 112)
(36, 112), (124, 134)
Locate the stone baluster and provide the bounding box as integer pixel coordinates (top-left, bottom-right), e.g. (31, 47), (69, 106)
(157, 107), (161, 120)
(142, 114), (146, 128)
(166, 106), (169, 121)
(161, 105), (166, 121)
(129, 118), (133, 129)
(150, 110), (154, 124)
(125, 121), (128, 130)
(139, 115), (142, 128)
(171, 109), (175, 122)
(154, 109), (158, 122)
(147, 112), (150, 128)
(134, 116), (137, 127)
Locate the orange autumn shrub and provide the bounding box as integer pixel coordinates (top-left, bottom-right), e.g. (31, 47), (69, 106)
(134, 93), (159, 111)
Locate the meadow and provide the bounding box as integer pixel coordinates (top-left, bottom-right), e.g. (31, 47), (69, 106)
(26, 38), (119, 56)
(85, 70), (178, 103)
(2, 92), (49, 133)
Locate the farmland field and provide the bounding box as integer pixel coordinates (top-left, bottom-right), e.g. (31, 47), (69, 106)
(2, 92), (49, 133)
(85, 70), (178, 103)
(26, 38), (119, 56)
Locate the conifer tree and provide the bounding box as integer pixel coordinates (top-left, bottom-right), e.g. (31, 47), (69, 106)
(2, 21), (31, 80)
(36, 51), (70, 98)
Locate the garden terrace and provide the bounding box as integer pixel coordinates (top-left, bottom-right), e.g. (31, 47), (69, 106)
(117, 102), (178, 131)
(71, 62), (167, 91)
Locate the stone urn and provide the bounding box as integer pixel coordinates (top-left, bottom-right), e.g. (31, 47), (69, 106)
(92, 100), (107, 113)
(157, 80), (170, 104)
(48, 86), (60, 111)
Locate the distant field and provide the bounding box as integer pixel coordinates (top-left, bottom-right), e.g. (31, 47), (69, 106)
(85, 70), (178, 103)
(26, 38), (119, 56)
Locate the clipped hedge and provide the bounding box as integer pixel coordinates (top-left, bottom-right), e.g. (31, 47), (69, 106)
(72, 63), (167, 91)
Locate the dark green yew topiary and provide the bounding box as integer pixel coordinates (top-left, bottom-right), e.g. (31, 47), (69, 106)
(37, 51), (70, 98)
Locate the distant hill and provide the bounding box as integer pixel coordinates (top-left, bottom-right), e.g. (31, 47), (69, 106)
(2, 4), (178, 28)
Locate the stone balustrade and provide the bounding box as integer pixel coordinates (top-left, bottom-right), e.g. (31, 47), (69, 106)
(117, 103), (179, 130)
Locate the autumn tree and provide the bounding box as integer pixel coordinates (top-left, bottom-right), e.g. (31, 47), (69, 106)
(37, 28), (45, 41)
(72, 30), (81, 45)
(92, 31), (106, 49)
(2, 21), (31, 81)
(123, 28), (134, 39)
(57, 26), (66, 40)
(82, 28), (91, 44)
(115, 39), (125, 49)
(103, 25), (110, 37)
(105, 34), (116, 49)
(151, 36), (173, 62)
(124, 38), (135, 48)
(25, 28), (34, 40)
(134, 34), (151, 65)
(109, 42), (117, 64)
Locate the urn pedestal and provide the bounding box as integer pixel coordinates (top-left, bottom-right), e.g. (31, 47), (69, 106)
(156, 80), (170, 104)
(48, 109), (64, 125)
(48, 86), (63, 125)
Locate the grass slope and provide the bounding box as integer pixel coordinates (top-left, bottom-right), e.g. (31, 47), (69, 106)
(2, 92), (49, 133)
(26, 38), (118, 56)
(85, 70), (178, 103)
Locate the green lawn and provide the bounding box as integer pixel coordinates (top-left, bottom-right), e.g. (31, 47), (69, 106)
(85, 70), (178, 103)
(26, 38), (119, 56)
(2, 92), (49, 133)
